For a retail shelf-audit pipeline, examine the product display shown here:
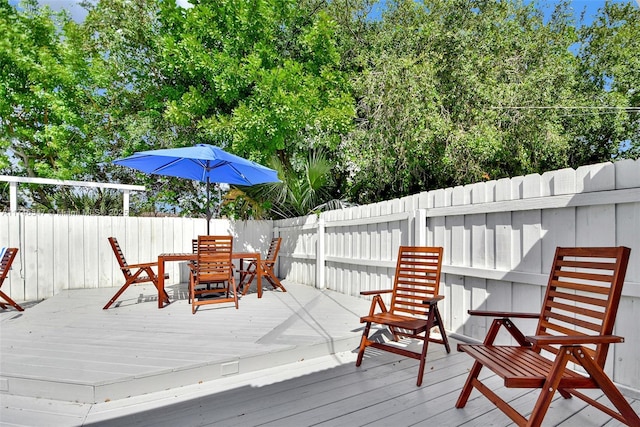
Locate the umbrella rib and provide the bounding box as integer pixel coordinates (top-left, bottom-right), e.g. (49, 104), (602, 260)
(153, 158), (206, 176)
(206, 162), (251, 185)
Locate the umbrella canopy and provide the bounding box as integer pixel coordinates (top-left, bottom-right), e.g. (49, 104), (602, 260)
(113, 144), (280, 233)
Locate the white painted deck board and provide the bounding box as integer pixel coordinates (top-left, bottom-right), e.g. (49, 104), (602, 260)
(1, 281), (637, 426)
(1, 282), (371, 403)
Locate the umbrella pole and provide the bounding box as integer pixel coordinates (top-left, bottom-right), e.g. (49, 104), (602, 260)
(206, 177), (211, 235)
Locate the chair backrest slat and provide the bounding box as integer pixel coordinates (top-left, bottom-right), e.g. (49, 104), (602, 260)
(197, 235), (232, 254)
(108, 237), (133, 278)
(535, 246), (631, 367)
(1, 248), (18, 283)
(196, 236), (233, 283)
(265, 237), (281, 262)
(390, 246), (443, 318)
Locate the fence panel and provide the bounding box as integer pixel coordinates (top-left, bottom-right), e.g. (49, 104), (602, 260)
(1, 158), (639, 392)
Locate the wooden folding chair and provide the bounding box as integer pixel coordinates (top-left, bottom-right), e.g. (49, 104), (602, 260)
(456, 246), (640, 426)
(0, 248), (24, 311)
(238, 237), (285, 295)
(355, 246), (450, 386)
(189, 235), (238, 313)
(188, 236), (230, 301)
(103, 237), (170, 310)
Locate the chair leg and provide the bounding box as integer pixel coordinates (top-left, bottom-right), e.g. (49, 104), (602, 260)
(456, 318), (506, 407)
(151, 281), (170, 305)
(103, 279), (135, 310)
(190, 275), (196, 314)
(265, 271), (286, 292)
(433, 305), (450, 353)
(417, 308), (438, 386)
(527, 346), (573, 427)
(104, 267), (150, 310)
(238, 266), (257, 295)
(0, 291), (24, 311)
(356, 322), (372, 367)
(231, 279), (239, 309)
(456, 360), (483, 408)
(417, 330), (431, 386)
(572, 347), (640, 425)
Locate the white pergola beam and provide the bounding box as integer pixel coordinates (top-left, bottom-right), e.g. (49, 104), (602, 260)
(0, 175), (145, 216)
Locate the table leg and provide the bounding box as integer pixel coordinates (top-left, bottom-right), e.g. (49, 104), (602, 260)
(158, 257), (165, 309)
(257, 254), (262, 298)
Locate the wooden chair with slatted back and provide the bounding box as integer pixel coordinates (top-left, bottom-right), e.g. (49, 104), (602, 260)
(0, 248), (24, 311)
(104, 237), (170, 309)
(355, 246), (450, 386)
(456, 246), (639, 427)
(189, 235), (237, 313)
(238, 237), (285, 295)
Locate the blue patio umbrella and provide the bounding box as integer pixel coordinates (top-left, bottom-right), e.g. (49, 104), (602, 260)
(113, 144), (280, 233)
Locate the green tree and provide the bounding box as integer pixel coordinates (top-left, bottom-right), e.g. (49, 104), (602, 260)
(222, 149), (337, 220)
(155, 0), (354, 164)
(79, 0), (180, 214)
(577, 1), (640, 159)
(338, 0), (632, 204)
(79, 0), (354, 218)
(4, 0), (637, 218)
(0, 0), (100, 209)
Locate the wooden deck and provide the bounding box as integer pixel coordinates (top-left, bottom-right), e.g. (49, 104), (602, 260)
(1, 281), (638, 426)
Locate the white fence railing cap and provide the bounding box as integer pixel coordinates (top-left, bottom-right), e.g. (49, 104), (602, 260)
(0, 175), (145, 216)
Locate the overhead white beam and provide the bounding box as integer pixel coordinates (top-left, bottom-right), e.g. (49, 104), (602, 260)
(0, 175), (145, 216)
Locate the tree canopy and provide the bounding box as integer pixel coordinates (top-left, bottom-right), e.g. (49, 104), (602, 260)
(1, 0), (638, 216)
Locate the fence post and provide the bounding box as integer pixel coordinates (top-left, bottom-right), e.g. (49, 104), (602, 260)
(273, 226), (280, 278)
(123, 190), (130, 216)
(413, 208), (427, 246)
(316, 217), (325, 289)
(9, 181), (17, 213)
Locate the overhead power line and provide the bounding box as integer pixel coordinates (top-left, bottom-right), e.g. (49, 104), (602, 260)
(491, 106), (640, 110)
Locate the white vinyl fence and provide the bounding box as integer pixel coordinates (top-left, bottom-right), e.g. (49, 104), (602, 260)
(0, 214), (273, 301)
(274, 158), (640, 395)
(1, 158), (639, 393)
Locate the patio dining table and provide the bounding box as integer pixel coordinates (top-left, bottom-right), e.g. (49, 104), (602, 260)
(156, 252), (262, 308)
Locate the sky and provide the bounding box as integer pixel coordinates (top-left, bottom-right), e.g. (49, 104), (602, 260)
(8, 0), (640, 24)
(8, 0), (192, 22)
(369, 0), (639, 23)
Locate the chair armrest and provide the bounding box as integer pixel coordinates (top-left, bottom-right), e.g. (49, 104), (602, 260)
(423, 295), (445, 305)
(122, 262), (158, 269)
(467, 310), (539, 318)
(360, 289), (393, 296)
(526, 334), (625, 346)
